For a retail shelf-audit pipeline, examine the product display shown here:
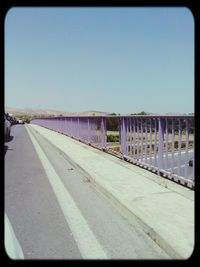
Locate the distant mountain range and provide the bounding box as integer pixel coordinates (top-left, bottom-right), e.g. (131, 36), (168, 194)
(5, 107), (109, 117)
(5, 107), (191, 117)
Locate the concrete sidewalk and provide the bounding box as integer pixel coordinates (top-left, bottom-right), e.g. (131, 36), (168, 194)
(28, 124), (194, 259)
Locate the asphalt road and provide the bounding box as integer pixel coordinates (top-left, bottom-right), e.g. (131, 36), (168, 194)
(4, 124), (169, 259)
(137, 151), (194, 180)
(127, 142), (194, 180)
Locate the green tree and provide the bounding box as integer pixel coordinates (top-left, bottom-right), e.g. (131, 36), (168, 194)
(22, 114), (31, 123)
(107, 113), (119, 131)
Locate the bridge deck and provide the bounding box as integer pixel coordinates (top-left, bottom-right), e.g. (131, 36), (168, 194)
(28, 124), (194, 259)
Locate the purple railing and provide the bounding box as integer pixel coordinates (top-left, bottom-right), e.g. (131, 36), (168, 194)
(120, 115), (194, 188)
(31, 115), (194, 188)
(31, 116), (107, 149)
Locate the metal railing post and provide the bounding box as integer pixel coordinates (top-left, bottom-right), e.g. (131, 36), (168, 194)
(145, 118), (148, 164)
(137, 118), (140, 160)
(154, 118), (157, 168)
(130, 117), (133, 157)
(150, 118), (152, 165)
(77, 117), (80, 139)
(178, 119), (182, 176)
(171, 118), (175, 174)
(101, 117), (106, 149)
(125, 117), (128, 156)
(133, 118), (136, 158)
(158, 117), (164, 175)
(141, 118), (143, 162)
(165, 118), (169, 170)
(184, 119), (189, 178)
(120, 117), (125, 155)
(87, 118), (90, 143)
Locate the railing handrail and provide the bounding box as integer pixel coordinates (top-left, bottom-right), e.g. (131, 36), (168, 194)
(31, 114), (194, 120)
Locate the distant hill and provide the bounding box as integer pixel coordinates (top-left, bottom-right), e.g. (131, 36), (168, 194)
(5, 107), (66, 116)
(5, 107), (109, 117)
(6, 107), (190, 117)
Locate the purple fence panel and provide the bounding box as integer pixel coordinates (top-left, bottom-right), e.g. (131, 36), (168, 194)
(88, 118), (97, 144)
(60, 118), (63, 133)
(31, 114), (194, 188)
(83, 117), (89, 142)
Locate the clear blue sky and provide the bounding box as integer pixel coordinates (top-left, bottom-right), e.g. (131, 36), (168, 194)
(5, 7), (194, 114)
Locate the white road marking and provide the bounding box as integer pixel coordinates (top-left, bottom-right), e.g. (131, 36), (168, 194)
(140, 151), (193, 161)
(5, 214), (24, 259)
(166, 164), (188, 171)
(26, 125), (108, 259)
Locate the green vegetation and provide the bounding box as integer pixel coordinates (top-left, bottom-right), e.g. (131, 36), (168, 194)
(131, 111), (148, 115)
(174, 141), (179, 149)
(107, 113), (119, 131)
(16, 113), (59, 123)
(17, 114), (32, 123)
(107, 134), (119, 142)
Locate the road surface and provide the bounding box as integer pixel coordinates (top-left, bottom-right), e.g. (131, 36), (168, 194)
(4, 124), (170, 259)
(137, 151), (194, 180)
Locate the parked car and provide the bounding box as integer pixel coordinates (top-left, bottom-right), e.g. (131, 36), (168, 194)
(4, 114), (11, 141)
(17, 119), (24, 124)
(188, 160), (193, 167)
(10, 117), (17, 125)
(5, 113), (18, 126)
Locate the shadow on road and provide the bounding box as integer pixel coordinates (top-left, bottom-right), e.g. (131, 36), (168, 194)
(4, 145), (13, 156)
(4, 145), (8, 155)
(5, 135), (14, 143)
(5, 136), (14, 156)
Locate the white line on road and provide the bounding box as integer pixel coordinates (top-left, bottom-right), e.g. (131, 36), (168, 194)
(26, 125), (108, 259)
(166, 164), (188, 171)
(5, 214), (24, 259)
(142, 151), (193, 161)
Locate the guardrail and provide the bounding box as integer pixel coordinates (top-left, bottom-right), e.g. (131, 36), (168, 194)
(31, 115), (194, 188)
(31, 116), (107, 148)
